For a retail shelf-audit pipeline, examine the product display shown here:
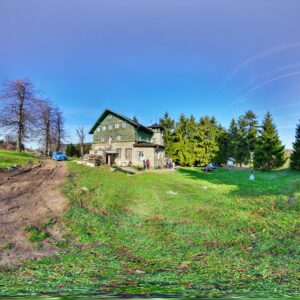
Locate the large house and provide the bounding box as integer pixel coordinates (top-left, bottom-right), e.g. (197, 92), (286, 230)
(89, 109), (166, 168)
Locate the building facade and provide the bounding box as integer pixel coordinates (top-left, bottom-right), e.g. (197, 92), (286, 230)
(89, 109), (165, 168)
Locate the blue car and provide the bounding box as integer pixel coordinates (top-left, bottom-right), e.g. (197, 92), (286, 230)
(52, 151), (67, 161)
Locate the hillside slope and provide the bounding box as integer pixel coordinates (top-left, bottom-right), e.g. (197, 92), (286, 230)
(0, 163), (299, 297)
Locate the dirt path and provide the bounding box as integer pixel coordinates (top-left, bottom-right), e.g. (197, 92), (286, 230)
(0, 159), (68, 265)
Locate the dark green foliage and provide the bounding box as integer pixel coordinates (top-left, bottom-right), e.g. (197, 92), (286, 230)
(133, 116), (139, 123)
(290, 120), (300, 170)
(65, 143), (79, 157)
(171, 114), (198, 166)
(159, 112), (175, 157)
(158, 110), (278, 168)
(77, 142), (92, 156)
(194, 116), (221, 166)
(227, 118), (238, 162)
(235, 110), (259, 166)
(161, 113), (222, 166)
(254, 112), (285, 170)
(214, 127), (229, 165)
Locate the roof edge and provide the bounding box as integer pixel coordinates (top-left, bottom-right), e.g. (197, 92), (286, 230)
(89, 109), (153, 134)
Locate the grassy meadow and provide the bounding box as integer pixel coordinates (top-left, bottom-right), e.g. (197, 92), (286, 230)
(0, 162), (299, 297)
(0, 149), (38, 168)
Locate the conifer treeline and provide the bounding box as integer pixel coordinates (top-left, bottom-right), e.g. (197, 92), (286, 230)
(290, 121), (300, 170)
(159, 110), (288, 170)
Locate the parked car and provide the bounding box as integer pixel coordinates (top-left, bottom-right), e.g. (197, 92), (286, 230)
(52, 151), (67, 161)
(203, 163), (218, 172)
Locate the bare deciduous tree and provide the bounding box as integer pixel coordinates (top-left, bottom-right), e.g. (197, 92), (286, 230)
(38, 99), (54, 155)
(52, 108), (65, 151)
(0, 78), (39, 151)
(76, 127), (85, 158)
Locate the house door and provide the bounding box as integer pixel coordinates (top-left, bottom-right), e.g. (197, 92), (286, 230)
(106, 154), (116, 165)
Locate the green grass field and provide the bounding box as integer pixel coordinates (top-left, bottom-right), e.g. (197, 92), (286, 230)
(0, 162), (299, 297)
(0, 149), (38, 168)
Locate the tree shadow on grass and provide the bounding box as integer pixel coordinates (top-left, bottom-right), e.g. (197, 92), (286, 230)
(177, 167), (300, 198)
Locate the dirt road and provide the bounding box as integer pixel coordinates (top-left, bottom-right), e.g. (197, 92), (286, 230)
(0, 159), (68, 265)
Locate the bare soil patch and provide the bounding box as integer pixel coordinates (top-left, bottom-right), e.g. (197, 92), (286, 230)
(0, 159), (68, 265)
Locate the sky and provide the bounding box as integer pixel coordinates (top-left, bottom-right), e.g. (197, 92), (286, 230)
(0, 0), (300, 148)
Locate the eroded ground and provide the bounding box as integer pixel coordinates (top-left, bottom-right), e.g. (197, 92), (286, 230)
(0, 159), (67, 265)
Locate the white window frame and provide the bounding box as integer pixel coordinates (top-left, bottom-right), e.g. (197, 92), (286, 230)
(108, 124), (113, 130)
(115, 123), (120, 129)
(117, 135), (122, 141)
(100, 137), (105, 142)
(102, 125), (106, 131)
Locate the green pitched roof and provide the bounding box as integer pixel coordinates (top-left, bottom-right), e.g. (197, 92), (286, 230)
(89, 109), (154, 135)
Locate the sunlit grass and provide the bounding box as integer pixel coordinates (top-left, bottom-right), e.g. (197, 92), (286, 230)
(0, 149), (38, 168)
(0, 162), (299, 297)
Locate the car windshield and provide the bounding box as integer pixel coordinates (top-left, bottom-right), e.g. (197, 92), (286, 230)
(55, 152), (64, 155)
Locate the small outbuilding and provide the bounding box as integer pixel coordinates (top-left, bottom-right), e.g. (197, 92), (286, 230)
(226, 157), (236, 167)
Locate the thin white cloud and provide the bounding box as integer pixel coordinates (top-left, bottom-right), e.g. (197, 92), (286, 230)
(235, 71), (300, 103)
(220, 42), (300, 89)
(277, 125), (296, 129)
(229, 62), (300, 98)
(275, 113), (300, 120)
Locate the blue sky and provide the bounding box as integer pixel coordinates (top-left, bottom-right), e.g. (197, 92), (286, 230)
(0, 0), (300, 147)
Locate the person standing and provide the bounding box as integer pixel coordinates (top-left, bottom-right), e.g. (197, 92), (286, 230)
(146, 159), (150, 169)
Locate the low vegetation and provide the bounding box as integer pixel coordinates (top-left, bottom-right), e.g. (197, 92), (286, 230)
(0, 149), (38, 168)
(0, 162), (299, 297)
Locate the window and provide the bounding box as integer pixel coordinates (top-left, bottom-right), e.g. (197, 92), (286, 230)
(117, 135), (122, 141)
(125, 148), (132, 159)
(138, 151), (144, 159)
(116, 148), (122, 158)
(107, 114), (113, 119)
(115, 123), (120, 129)
(108, 124), (113, 130)
(97, 127), (101, 132)
(100, 137), (105, 142)
(102, 125), (106, 131)
(122, 121), (127, 128)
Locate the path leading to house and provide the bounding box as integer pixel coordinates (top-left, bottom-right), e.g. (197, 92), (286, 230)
(0, 159), (68, 265)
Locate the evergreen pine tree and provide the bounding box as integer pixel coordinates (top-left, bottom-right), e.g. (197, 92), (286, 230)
(244, 110), (259, 153)
(133, 116), (139, 123)
(159, 112), (175, 157)
(231, 111), (259, 167)
(215, 126), (229, 165)
(172, 114), (197, 166)
(254, 112), (285, 170)
(227, 118), (239, 163)
(290, 120), (300, 170)
(66, 143), (79, 157)
(194, 116), (220, 166)
(236, 115), (248, 166)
